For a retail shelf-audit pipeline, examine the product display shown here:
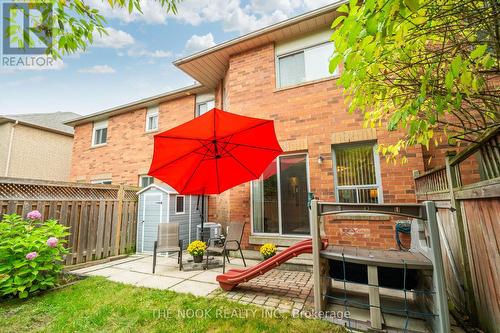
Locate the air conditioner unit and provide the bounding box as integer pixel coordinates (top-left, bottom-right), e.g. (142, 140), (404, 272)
(197, 222), (222, 242)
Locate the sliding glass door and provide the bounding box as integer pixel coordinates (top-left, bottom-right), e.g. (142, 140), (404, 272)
(252, 154), (310, 236)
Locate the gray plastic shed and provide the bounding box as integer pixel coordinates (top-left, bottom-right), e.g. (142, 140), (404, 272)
(136, 184), (203, 253)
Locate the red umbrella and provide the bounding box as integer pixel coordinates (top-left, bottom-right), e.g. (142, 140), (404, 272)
(148, 108), (282, 194)
(148, 108), (283, 239)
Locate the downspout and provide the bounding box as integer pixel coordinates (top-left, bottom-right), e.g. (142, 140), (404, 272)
(5, 120), (18, 176)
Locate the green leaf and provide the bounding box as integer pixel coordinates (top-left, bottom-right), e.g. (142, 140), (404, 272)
(331, 15), (345, 29)
(388, 112), (402, 130)
(412, 16), (427, 25)
(337, 4), (349, 14)
(366, 14), (378, 35)
(470, 44), (487, 59)
(450, 56), (462, 76)
(404, 0), (419, 12)
(445, 71), (454, 90)
(329, 54), (342, 74)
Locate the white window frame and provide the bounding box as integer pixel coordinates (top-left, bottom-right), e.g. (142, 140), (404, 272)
(275, 41), (339, 89)
(145, 106), (159, 132)
(195, 100), (215, 117)
(92, 120), (108, 147)
(139, 175), (154, 188)
(331, 142), (383, 204)
(250, 153), (310, 237)
(90, 179), (112, 185)
(175, 195), (185, 214)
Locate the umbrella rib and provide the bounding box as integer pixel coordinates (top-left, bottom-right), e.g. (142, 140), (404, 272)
(149, 144), (205, 174)
(158, 120), (272, 141)
(224, 149), (259, 179)
(155, 135), (206, 141)
(217, 120), (271, 141)
(180, 148), (211, 194)
(222, 142), (282, 152)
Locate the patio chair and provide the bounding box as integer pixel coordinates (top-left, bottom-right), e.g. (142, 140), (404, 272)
(153, 222), (183, 273)
(206, 222), (246, 273)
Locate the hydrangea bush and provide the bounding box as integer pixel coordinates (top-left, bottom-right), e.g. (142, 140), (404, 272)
(0, 211), (69, 298)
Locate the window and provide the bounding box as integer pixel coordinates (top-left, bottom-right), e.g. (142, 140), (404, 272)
(196, 100), (215, 117)
(146, 106), (159, 132)
(332, 143), (382, 203)
(92, 120), (108, 146)
(139, 175), (154, 188)
(175, 195), (185, 214)
(252, 154), (310, 235)
(277, 42), (338, 88)
(91, 179), (112, 185)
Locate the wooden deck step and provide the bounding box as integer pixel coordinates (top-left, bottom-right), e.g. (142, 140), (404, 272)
(321, 245), (433, 270)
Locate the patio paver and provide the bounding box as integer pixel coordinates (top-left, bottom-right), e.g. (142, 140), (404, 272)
(107, 270), (151, 284)
(155, 267), (201, 279)
(169, 280), (220, 296)
(188, 270), (220, 284)
(84, 267), (124, 277)
(136, 275), (184, 290)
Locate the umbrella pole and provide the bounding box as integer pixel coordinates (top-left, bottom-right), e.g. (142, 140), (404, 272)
(200, 195), (205, 242)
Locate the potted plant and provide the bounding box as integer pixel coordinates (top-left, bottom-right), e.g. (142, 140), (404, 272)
(187, 240), (207, 263)
(259, 243), (277, 260)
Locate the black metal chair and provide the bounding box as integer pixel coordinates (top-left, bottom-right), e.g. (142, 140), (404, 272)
(153, 222), (183, 273)
(206, 222), (246, 273)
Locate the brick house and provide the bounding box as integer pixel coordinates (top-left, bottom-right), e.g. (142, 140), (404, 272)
(1, 112), (79, 181)
(67, 3), (440, 250)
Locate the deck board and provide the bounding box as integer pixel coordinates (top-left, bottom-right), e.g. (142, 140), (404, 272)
(321, 246), (432, 269)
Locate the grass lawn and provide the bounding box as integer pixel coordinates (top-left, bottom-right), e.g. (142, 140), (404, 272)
(0, 277), (346, 333)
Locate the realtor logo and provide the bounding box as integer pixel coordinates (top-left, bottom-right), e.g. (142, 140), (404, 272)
(2, 1), (53, 54)
(2, 1), (55, 68)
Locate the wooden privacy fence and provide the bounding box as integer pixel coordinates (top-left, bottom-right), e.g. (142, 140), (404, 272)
(0, 178), (139, 266)
(414, 126), (500, 333)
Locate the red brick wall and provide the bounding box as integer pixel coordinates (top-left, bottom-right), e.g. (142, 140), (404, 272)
(69, 41), (429, 251)
(209, 43), (426, 249)
(70, 95), (196, 184)
(323, 216), (411, 249)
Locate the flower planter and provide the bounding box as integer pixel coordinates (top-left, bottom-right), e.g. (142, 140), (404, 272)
(193, 255), (203, 263)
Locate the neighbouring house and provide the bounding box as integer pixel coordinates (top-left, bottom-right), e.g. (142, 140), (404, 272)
(0, 111), (79, 181)
(66, 3), (449, 250)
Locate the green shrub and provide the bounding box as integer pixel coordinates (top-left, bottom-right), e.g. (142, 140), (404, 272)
(0, 212), (69, 298)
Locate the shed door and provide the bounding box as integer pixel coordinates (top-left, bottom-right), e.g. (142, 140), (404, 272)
(141, 193), (163, 252)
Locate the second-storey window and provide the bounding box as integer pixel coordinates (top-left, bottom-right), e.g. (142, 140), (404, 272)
(332, 143), (383, 203)
(277, 42), (337, 88)
(92, 120), (108, 146)
(196, 100), (215, 117)
(146, 106), (159, 132)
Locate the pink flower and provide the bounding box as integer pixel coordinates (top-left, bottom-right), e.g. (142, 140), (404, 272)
(27, 210), (42, 220)
(46, 237), (58, 248)
(25, 252), (38, 260)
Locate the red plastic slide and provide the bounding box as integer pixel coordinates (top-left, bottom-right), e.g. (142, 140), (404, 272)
(216, 238), (329, 291)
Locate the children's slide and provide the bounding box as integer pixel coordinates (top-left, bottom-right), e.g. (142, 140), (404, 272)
(216, 238), (329, 291)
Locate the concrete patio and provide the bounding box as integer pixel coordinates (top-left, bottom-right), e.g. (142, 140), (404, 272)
(70, 254), (314, 313)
